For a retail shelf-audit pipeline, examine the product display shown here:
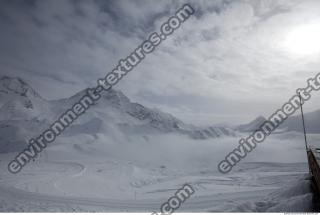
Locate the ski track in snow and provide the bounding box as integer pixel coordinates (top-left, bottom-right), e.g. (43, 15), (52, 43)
(0, 158), (311, 212)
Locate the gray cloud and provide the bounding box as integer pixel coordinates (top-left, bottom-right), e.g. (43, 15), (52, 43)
(1, 0), (320, 125)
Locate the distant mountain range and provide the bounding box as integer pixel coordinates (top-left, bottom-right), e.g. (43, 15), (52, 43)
(2, 75), (318, 154)
(236, 109), (320, 134)
(0, 76), (235, 153)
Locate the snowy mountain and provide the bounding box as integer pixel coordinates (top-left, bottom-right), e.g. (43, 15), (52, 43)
(0, 76), (234, 153)
(280, 109), (320, 133)
(237, 116), (267, 132)
(0, 76), (50, 121)
(237, 109), (320, 134)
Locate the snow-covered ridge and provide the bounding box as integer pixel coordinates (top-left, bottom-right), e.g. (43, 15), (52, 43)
(0, 76), (51, 121)
(0, 76), (41, 99)
(0, 76), (234, 153)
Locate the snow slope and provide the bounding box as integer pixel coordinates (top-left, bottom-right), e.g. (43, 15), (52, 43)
(0, 128), (315, 212)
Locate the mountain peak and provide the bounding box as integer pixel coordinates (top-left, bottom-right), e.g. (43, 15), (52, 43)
(254, 115), (267, 122)
(237, 115), (267, 132)
(0, 75), (41, 98)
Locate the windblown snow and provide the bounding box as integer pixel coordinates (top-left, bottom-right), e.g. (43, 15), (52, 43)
(0, 76), (316, 212)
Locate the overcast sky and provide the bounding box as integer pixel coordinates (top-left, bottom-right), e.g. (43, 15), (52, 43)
(1, 0), (320, 125)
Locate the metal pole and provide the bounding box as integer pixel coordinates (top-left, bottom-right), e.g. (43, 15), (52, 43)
(299, 93), (312, 174)
(299, 93), (308, 152)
